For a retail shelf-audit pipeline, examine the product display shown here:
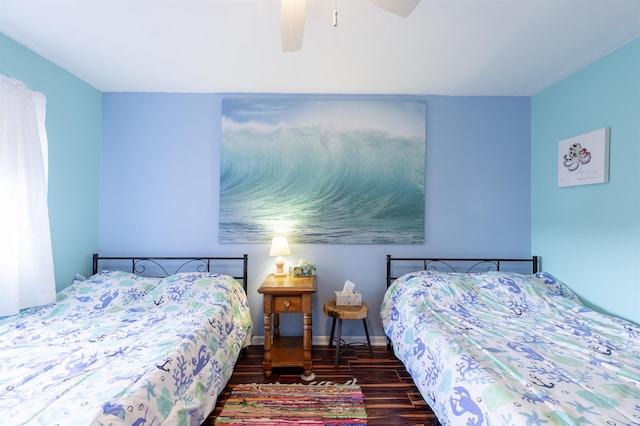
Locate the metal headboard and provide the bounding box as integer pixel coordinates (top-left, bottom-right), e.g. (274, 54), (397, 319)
(92, 254), (249, 292)
(386, 255), (539, 288)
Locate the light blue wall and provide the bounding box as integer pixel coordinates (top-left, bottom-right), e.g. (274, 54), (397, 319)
(101, 93), (532, 339)
(531, 37), (640, 324)
(0, 33), (102, 289)
(4, 29), (635, 336)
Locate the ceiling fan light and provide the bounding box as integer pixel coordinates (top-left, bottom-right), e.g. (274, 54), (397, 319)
(369, 0), (420, 17)
(280, 0), (306, 52)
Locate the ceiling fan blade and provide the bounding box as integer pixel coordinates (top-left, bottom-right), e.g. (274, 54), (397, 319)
(369, 0), (420, 17)
(280, 0), (306, 52)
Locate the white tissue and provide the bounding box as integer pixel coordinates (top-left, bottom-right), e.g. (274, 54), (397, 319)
(341, 279), (356, 294)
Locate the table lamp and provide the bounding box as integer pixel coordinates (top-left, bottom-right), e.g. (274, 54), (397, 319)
(269, 236), (291, 276)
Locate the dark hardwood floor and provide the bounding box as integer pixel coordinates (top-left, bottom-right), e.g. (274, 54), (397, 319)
(204, 344), (437, 426)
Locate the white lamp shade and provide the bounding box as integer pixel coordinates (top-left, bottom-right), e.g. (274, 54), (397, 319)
(269, 236), (291, 257)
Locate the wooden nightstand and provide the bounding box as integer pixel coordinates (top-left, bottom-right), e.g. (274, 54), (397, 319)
(258, 274), (317, 380)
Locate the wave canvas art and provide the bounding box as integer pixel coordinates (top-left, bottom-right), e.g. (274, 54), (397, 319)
(219, 98), (426, 244)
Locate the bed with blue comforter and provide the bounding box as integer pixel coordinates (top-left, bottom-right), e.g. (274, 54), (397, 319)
(381, 263), (640, 425)
(0, 265), (252, 425)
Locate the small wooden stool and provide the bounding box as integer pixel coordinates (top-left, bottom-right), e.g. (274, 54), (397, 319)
(323, 300), (373, 369)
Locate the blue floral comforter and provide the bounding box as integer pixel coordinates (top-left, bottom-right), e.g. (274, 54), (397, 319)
(0, 270), (253, 425)
(381, 271), (640, 425)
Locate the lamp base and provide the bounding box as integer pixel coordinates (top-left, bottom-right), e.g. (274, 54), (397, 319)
(274, 257), (286, 276)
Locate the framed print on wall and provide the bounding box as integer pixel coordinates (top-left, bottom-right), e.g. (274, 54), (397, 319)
(558, 127), (610, 188)
(219, 98), (427, 244)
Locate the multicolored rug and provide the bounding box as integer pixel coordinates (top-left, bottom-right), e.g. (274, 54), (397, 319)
(215, 382), (368, 425)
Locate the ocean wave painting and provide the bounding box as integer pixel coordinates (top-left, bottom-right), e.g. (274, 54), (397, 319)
(220, 98), (426, 244)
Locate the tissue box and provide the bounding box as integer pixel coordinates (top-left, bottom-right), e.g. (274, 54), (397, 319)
(289, 264), (316, 277)
(335, 291), (362, 306)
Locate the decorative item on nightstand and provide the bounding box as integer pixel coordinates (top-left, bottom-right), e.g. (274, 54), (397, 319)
(290, 259), (316, 277)
(269, 236), (291, 276)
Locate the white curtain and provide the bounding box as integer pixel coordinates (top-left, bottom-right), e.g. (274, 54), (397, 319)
(0, 74), (56, 317)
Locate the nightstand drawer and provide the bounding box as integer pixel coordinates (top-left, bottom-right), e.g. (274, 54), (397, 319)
(273, 295), (302, 312)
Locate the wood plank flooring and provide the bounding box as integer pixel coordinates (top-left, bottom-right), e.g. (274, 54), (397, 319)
(204, 344), (438, 426)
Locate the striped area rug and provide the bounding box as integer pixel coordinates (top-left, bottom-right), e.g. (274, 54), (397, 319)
(215, 382), (368, 425)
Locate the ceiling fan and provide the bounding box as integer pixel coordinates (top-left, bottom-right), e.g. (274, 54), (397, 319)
(280, 0), (421, 52)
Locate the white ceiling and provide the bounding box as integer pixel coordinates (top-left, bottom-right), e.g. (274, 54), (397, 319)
(1, 0), (639, 96)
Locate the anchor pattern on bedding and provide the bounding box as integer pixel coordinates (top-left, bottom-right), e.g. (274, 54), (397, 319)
(0, 270), (253, 425)
(381, 270), (640, 425)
